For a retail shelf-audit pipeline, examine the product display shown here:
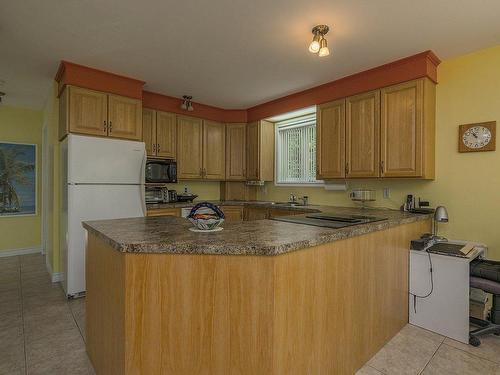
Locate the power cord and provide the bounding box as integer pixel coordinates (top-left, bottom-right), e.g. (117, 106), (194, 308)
(410, 251), (434, 314)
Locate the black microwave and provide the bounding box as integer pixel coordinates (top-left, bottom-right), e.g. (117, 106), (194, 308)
(145, 159), (177, 183)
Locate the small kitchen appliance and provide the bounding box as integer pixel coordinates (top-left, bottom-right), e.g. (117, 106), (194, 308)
(145, 158), (177, 183)
(145, 186), (170, 203)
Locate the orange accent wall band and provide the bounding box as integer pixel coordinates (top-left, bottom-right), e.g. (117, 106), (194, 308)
(246, 50), (440, 121)
(55, 61), (145, 100)
(142, 91), (248, 123)
(55, 50), (439, 123)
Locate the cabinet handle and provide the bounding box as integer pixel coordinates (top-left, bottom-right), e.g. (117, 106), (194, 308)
(199, 168), (203, 177)
(380, 160), (385, 175)
(103, 121), (107, 133)
(153, 144), (156, 152)
(345, 162), (349, 176)
(109, 121), (113, 133)
(157, 144), (160, 152)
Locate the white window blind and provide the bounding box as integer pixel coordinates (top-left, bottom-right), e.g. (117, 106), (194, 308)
(276, 114), (318, 184)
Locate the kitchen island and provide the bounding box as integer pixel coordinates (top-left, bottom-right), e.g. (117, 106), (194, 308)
(83, 206), (431, 375)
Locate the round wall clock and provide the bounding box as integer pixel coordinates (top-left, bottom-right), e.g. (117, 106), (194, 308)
(458, 121), (496, 153)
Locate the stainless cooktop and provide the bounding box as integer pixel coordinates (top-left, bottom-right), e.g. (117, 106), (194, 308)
(272, 213), (388, 229)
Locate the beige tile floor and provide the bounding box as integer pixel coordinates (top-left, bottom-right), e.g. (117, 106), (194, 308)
(2, 253), (500, 375)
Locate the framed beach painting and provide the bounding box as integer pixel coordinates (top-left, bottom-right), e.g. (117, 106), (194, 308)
(0, 142), (37, 216)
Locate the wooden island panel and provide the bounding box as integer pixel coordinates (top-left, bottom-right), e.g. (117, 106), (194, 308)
(86, 219), (430, 375)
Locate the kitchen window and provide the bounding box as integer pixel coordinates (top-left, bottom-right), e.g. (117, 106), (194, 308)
(275, 113), (320, 185)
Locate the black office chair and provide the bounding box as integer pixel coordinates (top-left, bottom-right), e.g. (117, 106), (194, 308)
(469, 259), (500, 346)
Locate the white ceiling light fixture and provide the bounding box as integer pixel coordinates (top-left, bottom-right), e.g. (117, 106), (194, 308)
(181, 95), (194, 111)
(309, 25), (330, 57)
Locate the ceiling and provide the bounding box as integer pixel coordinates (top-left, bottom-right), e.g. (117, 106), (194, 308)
(1, 0), (500, 110)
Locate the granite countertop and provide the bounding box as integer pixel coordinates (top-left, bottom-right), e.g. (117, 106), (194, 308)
(83, 204), (432, 256)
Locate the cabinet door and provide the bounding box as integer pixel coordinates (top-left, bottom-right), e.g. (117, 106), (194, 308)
(246, 121), (260, 180)
(316, 99), (346, 179)
(146, 208), (180, 217)
(142, 109), (157, 156)
(244, 207), (268, 221)
(221, 206), (244, 223)
(108, 94), (142, 141)
(177, 116), (203, 179)
(203, 120), (226, 180)
(68, 86), (108, 137)
(225, 123), (247, 180)
(346, 91), (380, 178)
(381, 80), (423, 177)
(156, 111), (176, 159)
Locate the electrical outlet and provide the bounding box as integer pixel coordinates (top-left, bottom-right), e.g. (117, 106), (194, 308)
(383, 188), (391, 199)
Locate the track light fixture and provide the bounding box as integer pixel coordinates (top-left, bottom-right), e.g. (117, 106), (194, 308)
(181, 95), (194, 111)
(309, 25), (330, 57)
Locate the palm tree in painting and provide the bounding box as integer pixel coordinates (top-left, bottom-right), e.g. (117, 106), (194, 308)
(0, 147), (35, 212)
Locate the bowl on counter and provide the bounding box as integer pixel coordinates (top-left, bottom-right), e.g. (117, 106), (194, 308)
(187, 202), (225, 232)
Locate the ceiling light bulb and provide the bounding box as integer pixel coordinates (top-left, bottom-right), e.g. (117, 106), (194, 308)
(318, 38), (330, 57)
(187, 103), (194, 111)
(309, 34), (321, 53)
(181, 102), (187, 110)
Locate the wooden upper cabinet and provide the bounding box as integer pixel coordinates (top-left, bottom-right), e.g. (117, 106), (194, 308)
(246, 120), (274, 181)
(177, 115), (203, 179)
(156, 111), (176, 159)
(316, 99), (346, 179)
(67, 86), (108, 138)
(380, 78), (435, 179)
(225, 123), (246, 181)
(246, 121), (260, 181)
(203, 120), (226, 180)
(59, 85), (143, 141)
(346, 90), (380, 178)
(142, 108), (156, 156)
(108, 94), (142, 141)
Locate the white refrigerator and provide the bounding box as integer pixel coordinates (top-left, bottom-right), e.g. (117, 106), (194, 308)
(60, 134), (146, 297)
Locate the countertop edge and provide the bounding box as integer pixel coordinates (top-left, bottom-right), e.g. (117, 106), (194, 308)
(83, 211), (432, 256)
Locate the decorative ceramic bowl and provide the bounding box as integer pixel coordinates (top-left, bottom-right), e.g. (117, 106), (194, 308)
(187, 202), (225, 231)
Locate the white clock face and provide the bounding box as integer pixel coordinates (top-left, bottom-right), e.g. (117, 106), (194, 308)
(463, 126), (492, 149)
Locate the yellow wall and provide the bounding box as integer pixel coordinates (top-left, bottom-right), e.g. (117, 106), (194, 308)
(0, 105), (43, 253)
(42, 83), (61, 272)
(259, 45), (500, 259)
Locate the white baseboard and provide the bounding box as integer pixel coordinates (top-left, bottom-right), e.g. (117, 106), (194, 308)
(0, 247), (42, 258)
(45, 258), (63, 283)
(51, 272), (64, 283)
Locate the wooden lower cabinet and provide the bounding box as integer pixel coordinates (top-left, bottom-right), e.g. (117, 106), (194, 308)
(221, 206), (244, 223)
(146, 208), (180, 217)
(86, 219), (430, 375)
(244, 207), (308, 220)
(244, 207), (269, 221)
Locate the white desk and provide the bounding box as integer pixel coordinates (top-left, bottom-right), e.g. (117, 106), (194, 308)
(409, 240), (486, 343)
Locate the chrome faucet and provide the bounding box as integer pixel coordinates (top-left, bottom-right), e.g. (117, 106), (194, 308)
(299, 196), (309, 206)
(289, 194), (297, 204)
